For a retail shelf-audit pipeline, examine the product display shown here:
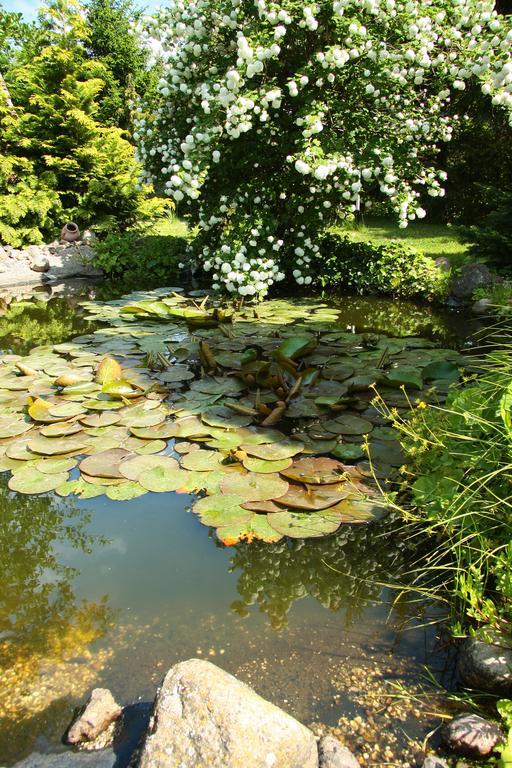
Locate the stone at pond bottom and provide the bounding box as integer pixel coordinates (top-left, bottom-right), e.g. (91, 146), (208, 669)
(440, 713), (503, 758)
(11, 750), (116, 768)
(138, 659), (319, 768)
(65, 688), (122, 746)
(458, 633), (512, 696)
(318, 735), (359, 768)
(422, 756), (449, 768)
(450, 263), (494, 300)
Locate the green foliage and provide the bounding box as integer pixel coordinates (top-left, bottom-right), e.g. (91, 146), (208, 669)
(461, 188), (512, 269)
(85, 0), (158, 130)
(94, 219), (187, 289)
(379, 336), (512, 634)
(317, 232), (450, 300)
(474, 280), (512, 316)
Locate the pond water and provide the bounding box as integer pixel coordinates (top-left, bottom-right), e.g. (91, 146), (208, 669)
(0, 282), (476, 766)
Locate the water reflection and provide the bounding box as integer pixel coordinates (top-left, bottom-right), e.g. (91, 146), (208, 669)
(227, 514), (418, 630)
(0, 480), (113, 762)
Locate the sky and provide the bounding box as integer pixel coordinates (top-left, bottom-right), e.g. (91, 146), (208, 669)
(3, 0), (162, 19)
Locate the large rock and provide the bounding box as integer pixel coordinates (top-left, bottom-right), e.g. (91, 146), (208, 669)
(139, 659), (319, 768)
(451, 263), (494, 300)
(30, 255), (50, 273)
(441, 713), (503, 758)
(458, 634), (512, 696)
(11, 749), (116, 768)
(65, 688), (122, 746)
(318, 736), (359, 768)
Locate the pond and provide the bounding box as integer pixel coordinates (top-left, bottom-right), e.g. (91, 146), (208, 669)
(0, 281), (477, 766)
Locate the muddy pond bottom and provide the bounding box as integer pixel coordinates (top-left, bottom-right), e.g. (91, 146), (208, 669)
(0, 284), (469, 766)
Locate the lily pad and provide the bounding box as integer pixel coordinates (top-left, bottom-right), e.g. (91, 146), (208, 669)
(217, 515), (284, 545)
(332, 443), (366, 461)
(79, 448), (133, 478)
(193, 494), (251, 526)
(266, 510), (342, 539)
(35, 457), (78, 474)
(119, 454), (179, 481)
(220, 472), (288, 501)
(240, 440), (304, 461)
(180, 449), (225, 471)
(40, 421), (84, 437)
(242, 457), (292, 474)
(0, 417), (32, 438)
(79, 412), (121, 428)
(8, 467), (69, 494)
(48, 402), (87, 418)
(105, 482), (148, 500)
(82, 399), (125, 411)
(28, 434), (89, 456)
(138, 466), (190, 492)
(275, 483), (347, 511)
(280, 457), (347, 485)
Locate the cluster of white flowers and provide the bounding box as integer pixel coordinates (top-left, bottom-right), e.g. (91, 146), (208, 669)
(135, 0), (512, 297)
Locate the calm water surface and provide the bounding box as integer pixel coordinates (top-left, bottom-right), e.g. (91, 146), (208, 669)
(0, 282), (475, 765)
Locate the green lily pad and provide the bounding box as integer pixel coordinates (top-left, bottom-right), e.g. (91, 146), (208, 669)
(35, 457), (78, 474)
(134, 439), (167, 455)
(220, 472), (288, 501)
(324, 415), (373, 436)
(217, 515), (284, 545)
(28, 434), (89, 456)
(56, 478), (105, 498)
(274, 334), (315, 360)
(79, 412), (121, 428)
(240, 440), (304, 461)
(105, 481), (148, 500)
(275, 483), (347, 511)
(242, 457), (293, 474)
(119, 454), (179, 481)
(82, 399), (125, 410)
(280, 457), (347, 485)
(180, 449), (225, 471)
(193, 494), (251, 526)
(102, 379), (141, 399)
(385, 367), (423, 389)
(48, 402), (87, 418)
(332, 443), (366, 461)
(422, 360), (460, 383)
(0, 417), (32, 438)
(40, 421), (84, 437)
(201, 406), (252, 429)
(8, 467), (69, 494)
(266, 510), (342, 539)
(138, 466), (190, 492)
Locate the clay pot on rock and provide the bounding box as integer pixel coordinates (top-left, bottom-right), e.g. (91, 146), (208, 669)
(60, 222), (81, 243)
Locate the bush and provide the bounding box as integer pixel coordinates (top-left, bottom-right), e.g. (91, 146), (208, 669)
(461, 188), (512, 269)
(377, 337), (512, 635)
(94, 221), (188, 289)
(137, 0), (512, 297)
(317, 233), (449, 300)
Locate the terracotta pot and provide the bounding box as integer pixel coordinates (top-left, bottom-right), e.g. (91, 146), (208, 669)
(61, 222), (81, 243)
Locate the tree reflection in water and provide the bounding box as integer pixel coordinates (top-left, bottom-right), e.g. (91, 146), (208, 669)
(228, 514), (424, 630)
(0, 478), (113, 763)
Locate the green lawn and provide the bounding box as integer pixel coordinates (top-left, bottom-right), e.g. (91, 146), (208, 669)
(338, 217), (470, 267)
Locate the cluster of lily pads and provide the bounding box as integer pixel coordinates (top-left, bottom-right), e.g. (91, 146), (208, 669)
(0, 288), (464, 545)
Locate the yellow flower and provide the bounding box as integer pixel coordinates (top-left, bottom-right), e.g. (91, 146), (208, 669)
(416, 400), (427, 409)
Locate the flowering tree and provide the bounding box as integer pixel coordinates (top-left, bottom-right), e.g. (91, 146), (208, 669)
(135, 0), (512, 297)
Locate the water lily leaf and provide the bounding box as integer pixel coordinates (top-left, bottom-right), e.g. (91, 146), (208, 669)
(421, 360), (460, 383)
(328, 497), (386, 523)
(280, 457), (348, 485)
(54, 372), (90, 387)
(220, 472), (288, 501)
(28, 434), (89, 456)
(119, 454), (179, 481)
(79, 412), (121, 428)
(266, 510), (342, 539)
(5, 436), (37, 460)
(35, 457), (78, 474)
(0, 417), (32, 438)
(56, 478), (105, 498)
(134, 439), (167, 455)
(119, 408), (166, 428)
(174, 441), (201, 454)
(102, 379), (141, 399)
(324, 415), (373, 436)
(106, 482), (148, 500)
(180, 449), (225, 471)
(275, 483), (347, 511)
(217, 515), (283, 545)
(201, 406), (252, 429)
(129, 421), (178, 439)
(193, 494), (251, 526)
(332, 443), (366, 461)
(240, 440), (303, 461)
(241, 499), (282, 513)
(95, 357), (123, 384)
(28, 398), (67, 423)
(138, 466), (190, 492)
(242, 457), (292, 474)
(274, 334), (315, 361)
(79, 448), (132, 478)
(385, 367), (423, 389)
(62, 381), (101, 396)
(48, 402), (87, 418)
(8, 467), (69, 494)
(158, 366), (194, 383)
(82, 399), (125, 410)
(40, 421), (84, 437)
(189, 377), (244, 395)
(82, 473), (126, 486)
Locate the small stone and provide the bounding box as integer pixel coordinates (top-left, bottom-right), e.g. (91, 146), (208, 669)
(441, 713), (503, 758)
(458, 633), (512, 696)
(318, 735), (359, 768)
(66, 688), (122, 746)
(139, 659), (318, 768)
(30, 255), (50, 273)
(422, 756), (449, 768)
(13, 750), (117, 767)
(434, 256), (451, 273)
(472, 298), (492, 314)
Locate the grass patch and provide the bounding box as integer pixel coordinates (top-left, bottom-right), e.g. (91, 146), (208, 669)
(338, 216), (470, 268)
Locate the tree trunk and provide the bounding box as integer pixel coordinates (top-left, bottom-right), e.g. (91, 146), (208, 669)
(0, 71), (16, 116)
